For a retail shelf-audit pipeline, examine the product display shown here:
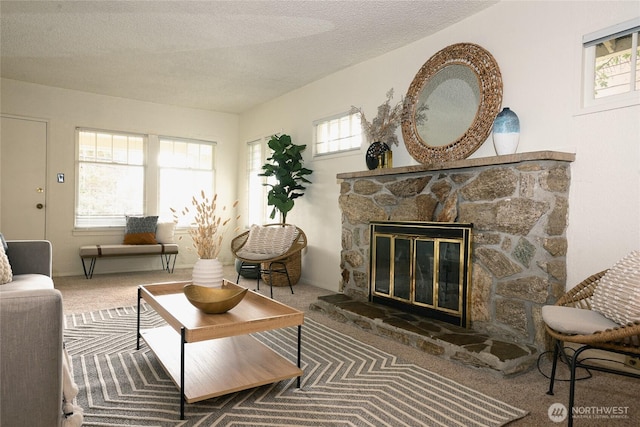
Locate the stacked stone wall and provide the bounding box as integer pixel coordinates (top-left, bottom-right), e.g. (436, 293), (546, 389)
(338, 159), (571, 349)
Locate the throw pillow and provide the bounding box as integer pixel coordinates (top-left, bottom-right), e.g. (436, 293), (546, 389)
(591, 250), (640, 325)
(123, 216), (159, 245)
(0, 245), (13, 285)
(155, 222), (176, 244)
(242, 224), (299, 256)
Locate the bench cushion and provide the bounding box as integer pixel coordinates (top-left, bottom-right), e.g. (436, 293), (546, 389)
(80, 243), (178, 258)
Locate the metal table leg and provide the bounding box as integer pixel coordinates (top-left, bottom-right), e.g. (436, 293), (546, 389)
(297, 324), (302, 388)
(180, 327), (186, 420)
(136, 287), (141, 350)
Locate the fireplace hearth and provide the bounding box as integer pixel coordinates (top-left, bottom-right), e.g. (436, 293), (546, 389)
(310, 293), (538, 376)
(369, 221), (472, 327)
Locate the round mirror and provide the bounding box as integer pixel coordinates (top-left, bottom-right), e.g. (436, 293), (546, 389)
(402, 43), (503, 164)
(417, 64), (480, 147)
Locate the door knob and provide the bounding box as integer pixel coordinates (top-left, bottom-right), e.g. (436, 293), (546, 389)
(36, 203), (44, 209)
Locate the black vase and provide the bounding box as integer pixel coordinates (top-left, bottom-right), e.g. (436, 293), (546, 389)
(365, 142), (390, 170)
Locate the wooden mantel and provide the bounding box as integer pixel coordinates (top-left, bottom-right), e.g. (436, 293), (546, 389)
(336, 150), (575, 180)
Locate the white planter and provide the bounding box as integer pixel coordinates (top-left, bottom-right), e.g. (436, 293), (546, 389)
(192, 258), (224, 288)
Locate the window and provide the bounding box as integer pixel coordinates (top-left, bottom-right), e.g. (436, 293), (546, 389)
(75, 129), (216, 228)
(76, 129), (146, 227)
(245, 137), (277, 226)
(583, 18), (640, 106)
(246, 139), (266, 226)
(314, 112), (362, 156)
(158, 137), (215, 227)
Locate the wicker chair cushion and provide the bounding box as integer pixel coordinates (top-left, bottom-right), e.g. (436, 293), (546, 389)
(542, 305), (619, 335)
(237, 225), (299, 259)
(235, 251), (276, 261)
(591, 250), (640, 325)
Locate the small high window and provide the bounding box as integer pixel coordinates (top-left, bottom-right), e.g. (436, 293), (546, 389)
(583, 18), (640, 107)
(314, 112), (362, 156)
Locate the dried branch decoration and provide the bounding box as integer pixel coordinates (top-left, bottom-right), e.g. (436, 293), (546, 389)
(350, 88), (405, 146)
(171, 191), (239, 259)
(350, 88), (403, 145)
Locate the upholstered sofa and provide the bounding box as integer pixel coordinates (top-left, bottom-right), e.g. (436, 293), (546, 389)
(0, 239), (65, 426)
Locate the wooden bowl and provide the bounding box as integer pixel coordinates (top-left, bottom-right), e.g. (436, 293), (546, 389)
(183, 284), (248, 314)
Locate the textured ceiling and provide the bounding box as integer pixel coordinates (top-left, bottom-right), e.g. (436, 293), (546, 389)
(1, 1), (496, 113)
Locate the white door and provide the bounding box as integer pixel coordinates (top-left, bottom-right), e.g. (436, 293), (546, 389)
(0, 116), (47, 240)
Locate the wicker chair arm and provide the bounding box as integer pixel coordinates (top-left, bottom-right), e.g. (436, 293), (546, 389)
(545, 321), (640, 354)
(555, 270), (607, 309)
(230, 231), (250, 254)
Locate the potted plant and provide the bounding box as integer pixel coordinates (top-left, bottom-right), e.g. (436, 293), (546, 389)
(259, 134), (313, 224)
(257, 134), (312, 286)
(172, 191), (238, 287)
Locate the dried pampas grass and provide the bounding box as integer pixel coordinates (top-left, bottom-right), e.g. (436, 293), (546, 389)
(171, 191), (239, 259)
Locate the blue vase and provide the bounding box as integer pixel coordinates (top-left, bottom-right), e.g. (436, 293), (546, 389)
(492, 107), (520, 155)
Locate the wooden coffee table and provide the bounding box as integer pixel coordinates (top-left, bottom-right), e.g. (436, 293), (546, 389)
(136, 280), (304, 420)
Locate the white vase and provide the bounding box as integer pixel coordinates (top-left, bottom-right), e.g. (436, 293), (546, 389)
(192, 258), (224, 288)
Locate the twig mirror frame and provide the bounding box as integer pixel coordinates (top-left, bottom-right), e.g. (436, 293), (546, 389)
(401, 43), (503, 164)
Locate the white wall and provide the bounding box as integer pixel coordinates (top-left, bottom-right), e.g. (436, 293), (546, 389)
(1, 79), (240, 276)
(238, 1), (640, 291)
(2, 1), (637, 285)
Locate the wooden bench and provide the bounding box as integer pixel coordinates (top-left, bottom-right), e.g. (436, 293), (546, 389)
(79, 244), (179, 279)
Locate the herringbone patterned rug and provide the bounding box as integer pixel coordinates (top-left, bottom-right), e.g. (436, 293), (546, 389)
(64, 305), (527, 426)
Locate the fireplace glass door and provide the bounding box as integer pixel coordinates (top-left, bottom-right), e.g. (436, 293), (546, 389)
(393, 237), (412, 300)
(370, 222), (472, 327)
(414, 239), (434, 305)
(436, 241), (461, 311)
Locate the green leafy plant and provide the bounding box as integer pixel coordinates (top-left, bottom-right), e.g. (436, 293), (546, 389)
(259, 134), (313, 224)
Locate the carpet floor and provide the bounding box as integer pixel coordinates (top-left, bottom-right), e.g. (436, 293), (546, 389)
(64, 305), (527, 426)
(55, 268), (640, 426)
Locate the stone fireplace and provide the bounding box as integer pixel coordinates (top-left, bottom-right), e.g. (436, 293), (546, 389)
(337, 151), (574, 351)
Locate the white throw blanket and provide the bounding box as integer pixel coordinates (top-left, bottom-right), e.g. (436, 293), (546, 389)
(61, 347), (83, 427)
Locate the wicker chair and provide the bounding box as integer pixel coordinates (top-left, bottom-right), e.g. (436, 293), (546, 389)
(231, 224), (307, 298)
(544, 270), (640, 426)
